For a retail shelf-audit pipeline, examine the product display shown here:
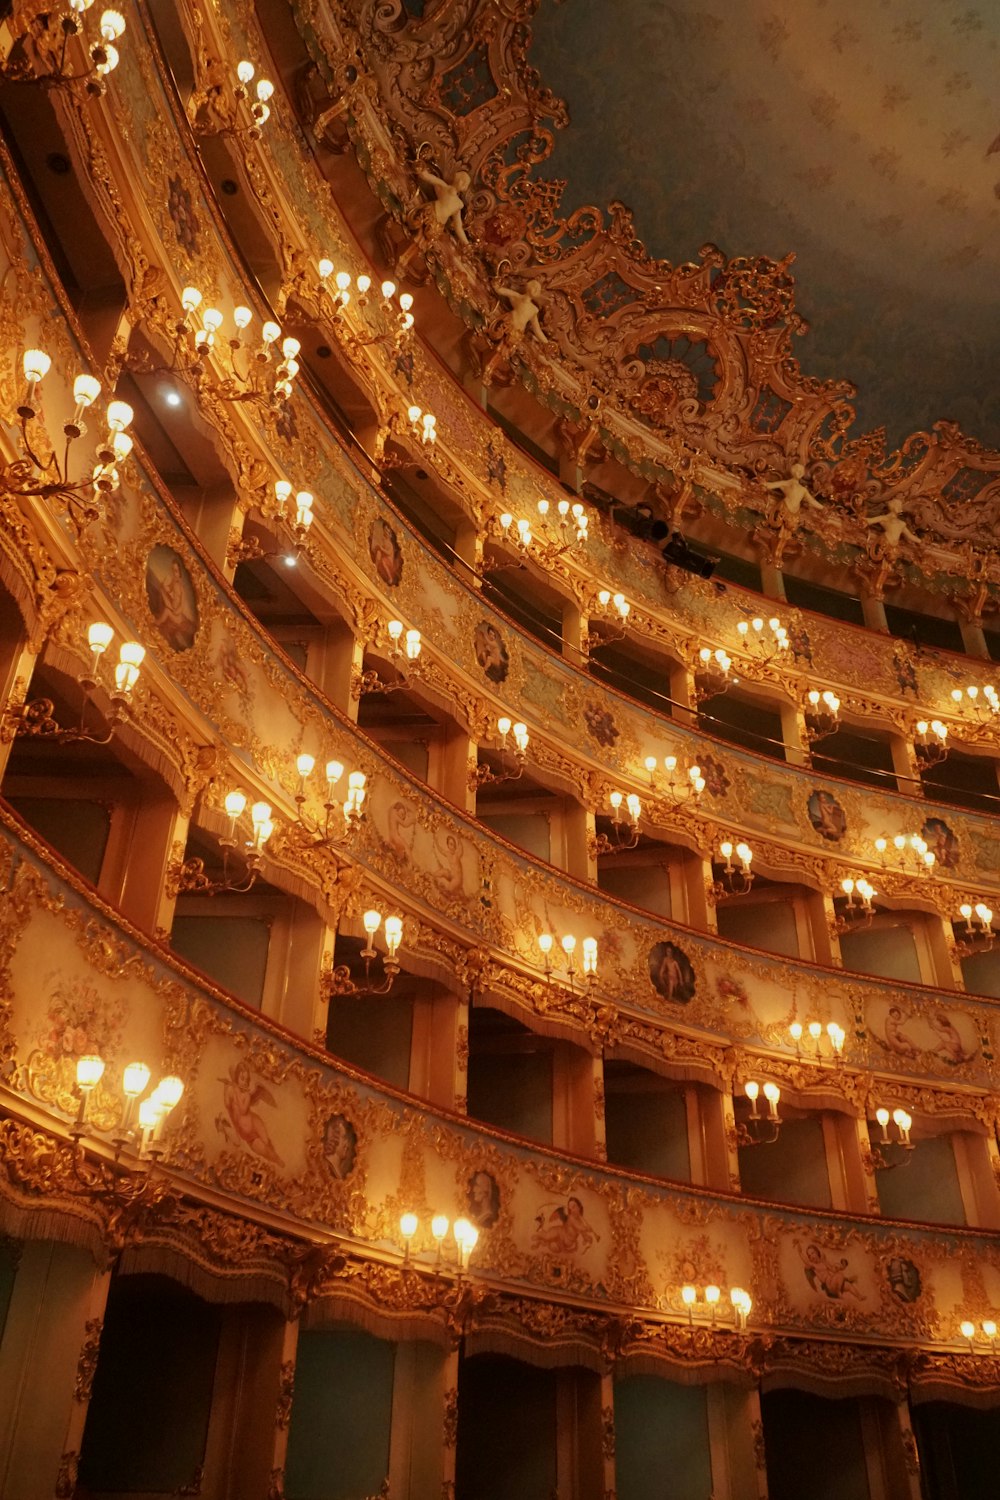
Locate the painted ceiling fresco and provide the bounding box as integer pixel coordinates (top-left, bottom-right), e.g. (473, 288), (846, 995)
(529, 0), (1000, 449)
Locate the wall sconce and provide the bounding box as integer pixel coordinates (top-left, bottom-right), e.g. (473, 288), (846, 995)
(482, 499), (590, 575)
(293, 756), (366, 849)
(1, 3), (126, 92)
(736, 615), (788, 661)
(960, 1319), (1000, 1352)
(914, 719), (948, 768)
(538, 932), (597, 987)
(537, 497), (588, 546)
(694, 646), (734, 701)
(173, 288), (300, 411)
(193, 58), (274, 139)
(470, 715), (529, 789)
(228, 482), (314, 569)
(788, 1019), (845, 1061)
(874, 833), (935, 874)
(2, 622), (144, 746)
(325, 911), (404, 998)
(316, 261), (415, 352)
(592, 790), (641, 855)
(172, 791), (273, 894)
(737, 1080), (781, 1145)
(72, 1055), (183, 1158)
(953, 901), (996, 957)
(804, 689), (841, 743)
(353, 620), (423, 696)
(670, 1283), (752, 1331)
(645, 756), (705, 805)
(870, 1107), (914, 1169)
(399, 1211), (479, 1274)
(950, 684), (999, 724)
(711, 840), (754, 897)
(584, 588), (629, 654)
(7, 352), (134, 534)
(833, 877), (877, 932)
(406, 404), (437, 445)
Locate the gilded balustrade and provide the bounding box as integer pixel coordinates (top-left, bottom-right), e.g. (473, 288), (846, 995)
(143, 0), (1000, 747)
(6, 76), (1000, 1108)
(1, 803), (1000, 1398)
(19, 14), (1000, 929)
(287, 0), (1000, 626)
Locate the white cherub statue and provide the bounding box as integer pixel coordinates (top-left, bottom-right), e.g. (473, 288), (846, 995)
(495, 279), (548, 343)
(763, 461), (823, 523)
(866, 496), (920, 549)
(416, 166), (471, 246)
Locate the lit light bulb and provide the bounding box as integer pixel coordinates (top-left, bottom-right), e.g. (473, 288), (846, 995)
(88, 621), (114, 657)
(363, 909), (381, 936)
(76, 1054), (105, 1090)
(225, 790), (247, 821)
(297, 753), (315, 780)
(400, 1211), (418, 1240)
(384, 916), (403, 956)
(106, 399), (133, 433)
(122, 1061), (151, 1098)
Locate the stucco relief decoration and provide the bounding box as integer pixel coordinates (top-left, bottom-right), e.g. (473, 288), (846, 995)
(335, 0), (1000, 613)
(145, 545), (199, 652)
(806, 788), (847, 843)
(648, 940), (696, 1005)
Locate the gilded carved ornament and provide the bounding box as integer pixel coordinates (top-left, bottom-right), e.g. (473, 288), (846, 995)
(15, 96), (995, 924)
(323, 0), (1000, 607)
(13, 52), (1000, 1140)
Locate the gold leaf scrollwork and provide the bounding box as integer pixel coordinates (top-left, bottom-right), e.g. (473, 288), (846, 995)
(74, 1317), (104, 1403)
(443, 1385), (458, 1449)
(55, 1450), (79, 1500)
(275, 1360), (296, 1430)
